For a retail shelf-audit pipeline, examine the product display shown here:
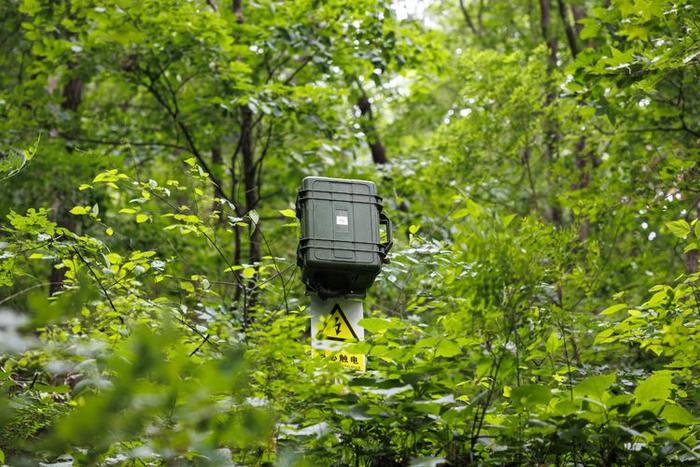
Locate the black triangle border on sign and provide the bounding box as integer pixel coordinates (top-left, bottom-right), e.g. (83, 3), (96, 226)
(325, 303), (359, 342)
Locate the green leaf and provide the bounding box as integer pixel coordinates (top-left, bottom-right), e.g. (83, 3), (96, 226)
(242, 267), (256, 279)
(578, 17), (600, 40)
(435, 339), (461, 357)
(661, 404), (696, 426)
(247, 210), (260, 236)
(20, 0), (41, 15)
(545, 332), (561, 354)
(634, 371), (675, 404)
(69, 206), (90, 215)
(601, 303), (627, 315)
(594, 328), (616, 345)
(136, 214), (149, 224)
(553, 399), (579, 416)
(279, 209), (297, 218)
(105, 253), (122, 265)
(501, 214), (516, 227)
(683, 241), (698, 253)
(451, 208), (470, 219)
(93, 169), (126, 183)
(179, 281), (195, 293)
(511, 384), (552, 407)
(416, 337), (440, 349)
(666, 220), (690, 239)
(574, 373), (616, 400)
(605, 47), (634, 68)
(359, 317), (391, 333)
(503, 385), (512, 398)
(452, 198), (482, 219)
(248, 210), (259, 225)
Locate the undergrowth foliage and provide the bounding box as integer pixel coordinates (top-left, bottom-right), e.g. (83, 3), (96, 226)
(1, 163), (698, 465)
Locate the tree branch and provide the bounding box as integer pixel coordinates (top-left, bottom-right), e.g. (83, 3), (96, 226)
(459, 0), (480, 36)
(593, 123), (700, 138)
(556, 0), (579, 58)
(282, 57), (311, 85)
(59, 134), (189, 152)
(71, 245), (120, 319)
(140, 70), (233, 204)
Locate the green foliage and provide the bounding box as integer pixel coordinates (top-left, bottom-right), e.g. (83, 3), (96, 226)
(1, 0), (699, 465)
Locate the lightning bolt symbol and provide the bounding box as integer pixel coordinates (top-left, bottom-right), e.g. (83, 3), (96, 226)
(334, 316), (341, 335)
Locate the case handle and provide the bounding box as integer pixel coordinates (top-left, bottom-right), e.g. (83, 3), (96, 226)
(379, 212), (393, 258)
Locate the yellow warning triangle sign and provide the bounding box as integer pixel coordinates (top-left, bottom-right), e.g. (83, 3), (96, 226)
(321, 304), (359, 342)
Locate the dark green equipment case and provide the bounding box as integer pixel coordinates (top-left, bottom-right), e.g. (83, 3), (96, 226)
(296, 176), (393, 297)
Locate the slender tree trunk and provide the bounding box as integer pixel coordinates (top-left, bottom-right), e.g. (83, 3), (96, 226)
(574, 136), (590, 240)
(539, 0), (562, 225)
(230, 135), (244, 303)
(571, 5), (586, 36)
(232, 0), (244, 23)
(357, 94), (388, 164)
(539, 0), (557, 69)
(230, 0), (261, 264)
(211, 144), (223, 215)
(558, 1), (592, 240)
(229, 0), (261, 318)
(687, 197), (700, 273)
(240, 104), (261, 263)
(522, 144), (539, 213)
(211, 145), (222, 169)
(62, 77), (83, 115)
(556, 0), (579, 58)
(50, 75), (83, 295)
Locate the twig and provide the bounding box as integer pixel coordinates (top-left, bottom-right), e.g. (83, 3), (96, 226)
(140, 70), (233, 206)
(459, 0), (480, 35)
(71, 245), (120, 318)
(189, 333), (210, 356)
(0, 282), (59, 305)
(59, 134), (188, 152)
(258, 228), (290, 314)
(196, 226), (249, 318)
(282, 57), (311, 85)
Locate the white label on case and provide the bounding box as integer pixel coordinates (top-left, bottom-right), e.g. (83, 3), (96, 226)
(336, 214), (348, 226)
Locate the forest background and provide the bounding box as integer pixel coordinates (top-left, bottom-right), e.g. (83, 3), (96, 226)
(0, 0), (699, 465)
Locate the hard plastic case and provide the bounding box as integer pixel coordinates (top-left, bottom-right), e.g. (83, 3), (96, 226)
(296, 176), (392, 297)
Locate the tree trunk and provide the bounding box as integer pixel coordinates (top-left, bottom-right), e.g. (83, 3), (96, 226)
(687, 199), (700, 273)
(230, 135), (244, 303)
(240, 104), (261, 264)
(50, 75), (83, 295)
(574, 136), (590, 240)
(211, 144), (223, 215)
(539, 0), (562, 225)
(556, 0), (579, 58)
(357, 94), (388, 164)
